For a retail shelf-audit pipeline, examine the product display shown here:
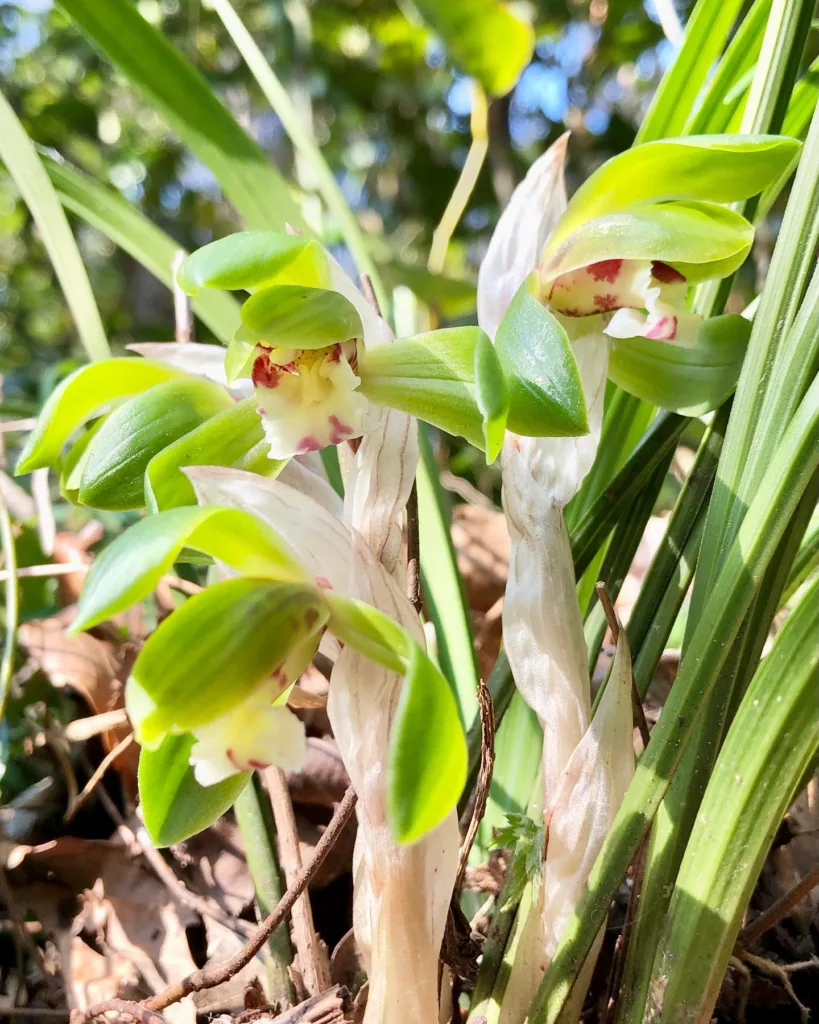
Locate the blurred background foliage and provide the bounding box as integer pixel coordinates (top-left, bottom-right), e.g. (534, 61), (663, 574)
(0, 0), (674, 402)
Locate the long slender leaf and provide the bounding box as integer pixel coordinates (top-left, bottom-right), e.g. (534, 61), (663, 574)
(417, 428), (479, 727)
(528, 371), (819, 1024)
(45, 156), (240, 343)
(0, 92), (109, 361)
(645, 578), (819, 1022)
(57, 0), (307, 233)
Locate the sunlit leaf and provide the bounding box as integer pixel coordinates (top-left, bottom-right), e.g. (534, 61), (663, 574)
(240, 285), (363, 348)
(144, 399), (284, 512)
(474, 330), (510, 463)
(57, 0), (308, 232)
(73, 504), (308, 632)
(387, 633), (468, 844)
(130, 578), (327, 743)
(178, 232), (328, 294)
(78, 379), (233, 510)
(0, 92), (109, 362)
(495, 284), (588, 437)
(139, 733), (249, 847)
(16, 360), (188, 476)
(411, 0), (534, 97)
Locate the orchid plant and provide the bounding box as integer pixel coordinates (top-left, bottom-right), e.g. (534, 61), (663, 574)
(467, 130), (797, 1023)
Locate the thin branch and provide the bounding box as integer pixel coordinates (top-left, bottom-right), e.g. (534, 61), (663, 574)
(266, 767), (331, 997)
(739, 865), (819, 946)
(0, 562), (88, 583)
(70, 998), (167, 1024)
(64, 733), (134, 821)
(141, 786), (357, 1013)
(406, 481), (422, 615)
(455, 678), (495, 893)
(0, 417), (37, 434)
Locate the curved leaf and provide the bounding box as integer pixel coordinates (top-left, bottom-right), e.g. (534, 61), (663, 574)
(78, 379), (233, 510)
(495, 284), (588, 437)
(387, 633), (468, 844)
(73, 504), (308, 632)
(411, 0), (534, 97)
(16, 359), (188, 475)
(474, 330), (510, 463)
(144, 398), (284, 512)
(240, 284), (363, 348)
(131, 578), (328, 742)
(541, 202), (754, 286)
(139, 733), (249, 847)
(178, 232), (328, 294)
(608, 314), (751, 415)
(550, 134), (800, 246)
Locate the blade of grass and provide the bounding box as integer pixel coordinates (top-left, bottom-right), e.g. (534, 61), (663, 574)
(44, 156), (240, 344)
(57, 0), (307, 233)
(0, 490), (19, 723)
(780, 508), (818, 605)
(206, 0), (386, 312)
(635, 0), (746, 142)
(0, 92), (109, 362)
(528, 370), (819, 1024)
(417, 428), (479, 727)
(644, 576), (819, 1022)
(684, 0), (773, 134)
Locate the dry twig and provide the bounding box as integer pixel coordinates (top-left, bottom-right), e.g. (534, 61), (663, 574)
(70, 998), (167, 1023)
(739, 865), (819, 946)
(266, 767), (332, 997)
(455, 678), (495, 893)
(65, 733), (134, 821)
(139, 786), (357, 1013)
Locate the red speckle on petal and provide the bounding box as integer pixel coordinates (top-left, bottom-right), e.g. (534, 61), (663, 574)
(327, 344), (342, 363)
(587, 259), (622, 283)
(328, 414), (354, 444)
(554, 307), (587, 317)
(315, 575), (332, 589)
(297, 436), (321, 453)
(226, 748), (242, 770)
(593, 293), (620, 312)
(652, 261), (686, 284)
(252, 351), (284, 389)
(305, 608), (319, 630)
(248, 759), (271, 770)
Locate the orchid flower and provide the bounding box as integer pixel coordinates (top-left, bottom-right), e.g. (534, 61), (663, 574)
(70, 464), (466, 851)
(16, 230), (589, 509)
(470, 131), (797, 1024)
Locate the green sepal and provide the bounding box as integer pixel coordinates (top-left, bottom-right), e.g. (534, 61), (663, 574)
(239, 284), (363, 349)
(15, 358), (188, 475)
(225, 336), (257, 383)
(358, 327), (489, 450)
(326, 590), (467, 844)
(608, 313), (751, 416)
(177, 231), (329, 294)
(387, 632), (468, 845)
(144, 398), (285, 512)
(139, 733), (250, 847)
(77, 379), (233, 510)
(129, 577), (328, 743)
(496, 283), (588, 437)
(324, 592), (409, 675)
(72, 504), (308, 633)
(551, 134), (800, 247)
(540, 201), (754, 287)
(59, 418), (105, 503)
(474, 330), (509, 463)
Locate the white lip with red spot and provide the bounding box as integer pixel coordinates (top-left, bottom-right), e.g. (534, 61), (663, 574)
(251, 340), (377, 459)
(188, 690), (306, 786)
(548, 258), (699, 344)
